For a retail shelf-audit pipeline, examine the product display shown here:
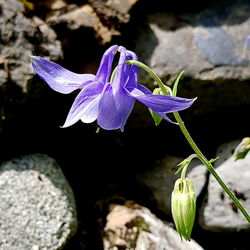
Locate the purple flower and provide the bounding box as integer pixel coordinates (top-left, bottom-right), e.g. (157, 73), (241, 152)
(31, 45), (195, 131)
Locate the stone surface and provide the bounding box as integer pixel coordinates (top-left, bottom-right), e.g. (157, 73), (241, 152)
(199, 141), (250, 232)
(103, 204), (203, 250)
(0, 0), (62, 90)
(47, 4), (118, 44)
(214, 139), (241, 167)
(0, 154), (77, 250)
(135, 0), (250, 82)
(89, 0), (138, 24)
(0, 0), (62, 134)
(133, 0), (250, 115)
(137, 156), (207, 217)
(187, 159), (208, 197)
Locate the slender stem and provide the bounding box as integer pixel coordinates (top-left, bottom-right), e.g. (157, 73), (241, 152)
(174, 112), (250, 222)
(126, 60), (250, 222)
(126, 60), (169, 95)
(181, 164), (188, 180)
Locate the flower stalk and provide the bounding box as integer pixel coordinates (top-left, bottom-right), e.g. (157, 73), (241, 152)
(126, 60), (250, 223)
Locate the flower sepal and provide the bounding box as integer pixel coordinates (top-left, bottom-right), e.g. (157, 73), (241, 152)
(149, 85), (172, 126)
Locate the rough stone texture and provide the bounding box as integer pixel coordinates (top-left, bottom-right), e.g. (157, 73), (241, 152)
(0, 154), (77, 250)
(47, 0), (138, 44)
(103, 204), (203, 250)
(89, 0), (138, 25)
(0, 0), (62, 90)
(134, 0), (250, 115)
(136, 0), (250, 81)
(199, 141), (250, 232)
(0, 0), (63, 134)
(137, 156), (207, 217)
(47, 4), (118, 44)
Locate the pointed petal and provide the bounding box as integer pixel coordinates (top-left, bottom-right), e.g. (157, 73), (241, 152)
(62, 82), (104, 127)
(112, 46), (127, 93)
(31, 56), (95, 94)
(95, 45), (119, 83)
(129, 86), (196, 113)
(97, 86), (135, 131)
(152, 111), (177, 124)
(124, 50), (139, 89)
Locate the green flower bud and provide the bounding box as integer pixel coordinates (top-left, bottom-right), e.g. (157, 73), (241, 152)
(234, 137), (250, 160)
(171, 178), (196, 241)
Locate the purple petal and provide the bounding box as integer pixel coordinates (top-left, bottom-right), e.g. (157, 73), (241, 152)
(97, 86), (135, 131)
(124, 64), (138, 90)
(62, 82), (104, 127)
(129, 87), (196, 113)
(95, 45), (119, 83)
(31, 56), (95, 94)
(152, 111), (177, 124)
(112, 46), (127, 93)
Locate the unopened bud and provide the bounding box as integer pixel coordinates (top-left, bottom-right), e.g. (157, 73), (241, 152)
(171, 178), (196, 241)
(234, 137), (250, 160)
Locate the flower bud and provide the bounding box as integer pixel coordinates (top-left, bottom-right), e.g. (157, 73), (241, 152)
(171, 178), (196, 241)
(234, 137), (250, 160)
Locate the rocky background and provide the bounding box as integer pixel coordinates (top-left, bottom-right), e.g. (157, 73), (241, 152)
(0, 0), (250, 249)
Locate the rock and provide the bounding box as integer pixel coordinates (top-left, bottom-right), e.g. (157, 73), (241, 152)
(47, 0), (138, 44)
(137, 156), (207, 216)
(199, 141), (250, 232)
(47, 4), (118, 44)
(0, 0), (62, 134)
(103, 203), (203, 250)
(187, 159), (208, 197)
(133, 0), (250, 115)
(89, 0), (138, 25)
(0, 154), (77, 250)
(0, 0), (62, 90)
(214, 139), (241, 167)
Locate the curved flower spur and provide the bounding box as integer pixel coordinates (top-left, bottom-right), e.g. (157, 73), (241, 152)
(31, 45), (195, 131)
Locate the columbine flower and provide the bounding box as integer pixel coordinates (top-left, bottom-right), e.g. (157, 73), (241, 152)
(31, 45), (195, 131)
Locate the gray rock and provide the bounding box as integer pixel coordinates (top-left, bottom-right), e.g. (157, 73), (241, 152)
(137, 156), (207, 217)
(214, 139), (241, 167)
(199, 141), (250, 232)
(133, 0), (250, 115)
(136, 0), (250, 81)
(187, 160), (208, 197)
(103, 204), (203, 250)
(0, 154), (77, 250)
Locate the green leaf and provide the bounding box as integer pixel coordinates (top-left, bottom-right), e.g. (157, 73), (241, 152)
(173, 71), (184, 97)
(207, 157), (219, 164)
(149, 109), (163, 126)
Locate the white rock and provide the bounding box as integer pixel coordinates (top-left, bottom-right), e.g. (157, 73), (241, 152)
(199, 141), (250, 232)
(103, 204), (204, 250)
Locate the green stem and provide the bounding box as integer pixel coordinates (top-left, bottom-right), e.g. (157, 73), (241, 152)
(126, 60), (169, 95)
(181, 164), (188, 180)
(174, 112), (250, 223)
(126, 60), (250, 223)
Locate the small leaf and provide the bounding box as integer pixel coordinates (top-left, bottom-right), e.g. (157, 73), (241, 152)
(208, 157), (219, 164)
(173, 71), (184, 97)
(148, 86), (170, 126)
(149, 109), (163, 126)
